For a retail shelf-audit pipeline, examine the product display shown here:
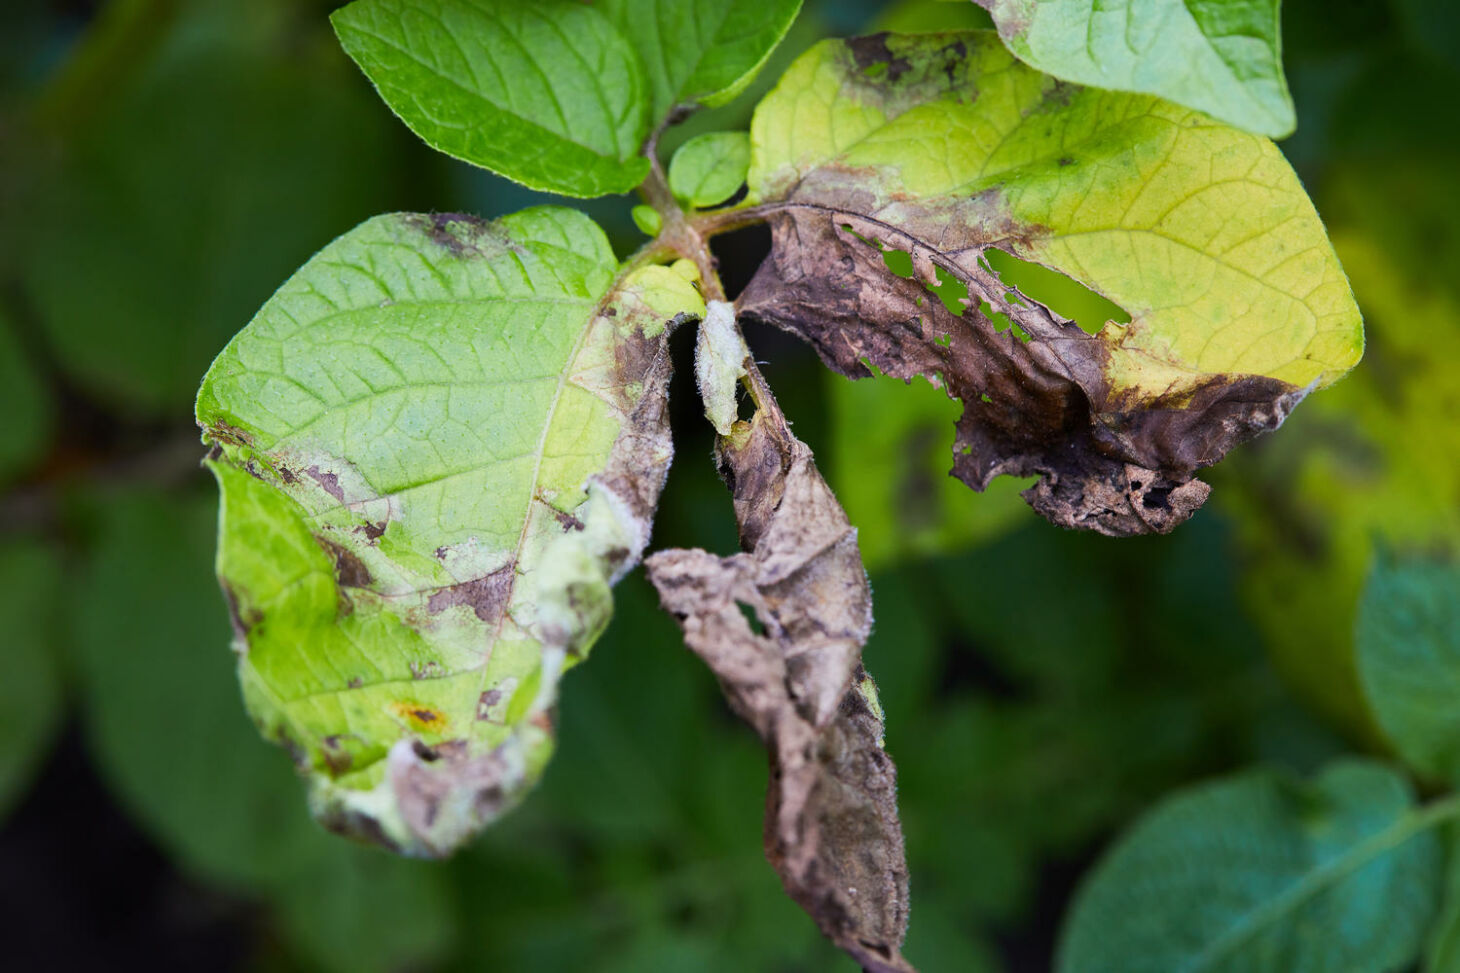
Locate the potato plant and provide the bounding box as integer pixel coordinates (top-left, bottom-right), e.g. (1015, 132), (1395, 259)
(183, 1), (1460, 970)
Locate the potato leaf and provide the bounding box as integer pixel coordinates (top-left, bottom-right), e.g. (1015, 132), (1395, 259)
(0, 539), (62, 825)
(974, 0), (1296, 137)
(1357, 553), (1460, 783)
(669, 131), (752, 208)
(738, 32), (1360, 535)
(197, 207), (703, 856)
(598, 0), (803, 121)
(1058, 761), (1443, 973)
(332, 0), (652, 197)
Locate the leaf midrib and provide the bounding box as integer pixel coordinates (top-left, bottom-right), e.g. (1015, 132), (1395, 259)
(1176, 799), (1448, 971)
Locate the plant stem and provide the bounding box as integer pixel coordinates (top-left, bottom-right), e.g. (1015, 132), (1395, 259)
(637, 141), (787, 430)
(639, 133), (725, 302)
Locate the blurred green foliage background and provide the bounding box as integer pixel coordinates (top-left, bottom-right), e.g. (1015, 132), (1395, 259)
(0, 0), (1456, 970)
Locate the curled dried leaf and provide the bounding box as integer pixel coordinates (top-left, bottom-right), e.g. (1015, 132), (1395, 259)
(646, 407), (913, 972)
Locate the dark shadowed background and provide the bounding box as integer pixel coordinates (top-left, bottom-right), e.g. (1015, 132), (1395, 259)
(1, 0), (1457, 970)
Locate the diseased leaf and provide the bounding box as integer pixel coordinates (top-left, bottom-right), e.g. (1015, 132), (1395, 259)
(332, 0), (652, 198)
(1057, 760), (1443, 973)
(738, 32), (1361, 535)
(646, 403), (912, 973)
(69, 490), (455, 973)
(974, 0), (1296, 138)
(1356, 553), (1460, 782)
(598, 0), (803, 121)
(695, 300), (750, 435)
(668, 131), (752, 208)
(0, 539), (63, 825)
(197, 207), (704, 856)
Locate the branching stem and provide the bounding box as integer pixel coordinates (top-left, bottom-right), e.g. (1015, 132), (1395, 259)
(638, 142), (788, 432)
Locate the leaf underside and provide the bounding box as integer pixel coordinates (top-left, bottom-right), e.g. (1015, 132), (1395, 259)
(197, 207), (703, 855)
(977, 0), (1296, 138)
(598, 0), (804, 119)
(738, 31), (1361, 536)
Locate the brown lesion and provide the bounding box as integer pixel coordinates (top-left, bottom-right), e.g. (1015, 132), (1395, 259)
(389, 701), (449, 733)
(646, 405), (913, 973)
(305, 465), (345, 503)
(425, 561), (515, 624)
(736, 204), (1304, 536)
(318, 537), (372, 588)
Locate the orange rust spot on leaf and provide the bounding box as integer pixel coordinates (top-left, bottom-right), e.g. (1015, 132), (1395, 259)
(389, 701), (448, 733)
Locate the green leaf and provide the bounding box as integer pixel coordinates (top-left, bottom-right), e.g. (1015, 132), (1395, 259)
(668, 131), (751, 208)
(1426, 825), (1460, 973)
(197, 207), (703, 856)
(68, 489), (455, 973)
(1356, 553), (1460, 782)
(740, 32), (1359, 535)
(0, 308), (51, 485)
(978, 0), (1296, 138)
(332, 0), (652, 198)
(632, 203), (664, 237)
(0, 539), (63, 824)
(1058, 760), (1444, 973)
(598, 0), (803, 122)
(22, 0), (401, 415)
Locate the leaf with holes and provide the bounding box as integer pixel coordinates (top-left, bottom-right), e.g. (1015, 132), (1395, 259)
(196, 207), (703, 855)
(1057, 760), (1443, 973)
(973, 0), (1296, 138)
(332, 0), (653, 197)
(736, 31), (1360, 536)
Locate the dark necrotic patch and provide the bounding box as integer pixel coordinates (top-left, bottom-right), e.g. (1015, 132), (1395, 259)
(320, 538), (371, 588)
(847, 33), (911, 82)
(305, 465), (344, 503)
(426, 562), (515, 623)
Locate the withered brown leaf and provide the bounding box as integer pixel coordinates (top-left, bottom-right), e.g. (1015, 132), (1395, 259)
(736, 209), (1298, 535)
(646, 407), (913, 973)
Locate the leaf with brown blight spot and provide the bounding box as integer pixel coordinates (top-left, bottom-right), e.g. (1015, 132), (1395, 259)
(197, 207), (704, 856)
(736, 31), (1361, 536)
(646, 407), (913, 973)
